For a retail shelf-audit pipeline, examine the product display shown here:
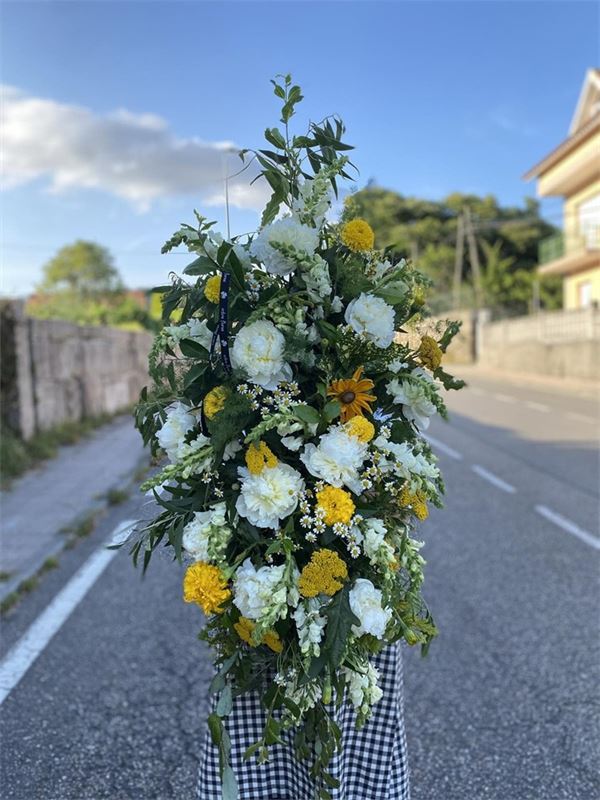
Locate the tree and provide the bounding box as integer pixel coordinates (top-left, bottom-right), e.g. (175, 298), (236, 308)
(40, 240), (123, 297)
(343, 187), (562, 314)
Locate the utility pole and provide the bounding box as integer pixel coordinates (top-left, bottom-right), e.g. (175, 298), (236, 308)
(465, 207), (483, 311)
(452, 213), (465, 310)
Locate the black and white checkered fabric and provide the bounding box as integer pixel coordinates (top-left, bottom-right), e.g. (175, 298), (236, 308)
(197, 642), (410, 800)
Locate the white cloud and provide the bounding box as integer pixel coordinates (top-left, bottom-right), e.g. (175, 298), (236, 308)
(1, 85), (268, 211)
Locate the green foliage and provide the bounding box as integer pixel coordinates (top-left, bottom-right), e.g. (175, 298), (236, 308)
(344, 186), (562, 314)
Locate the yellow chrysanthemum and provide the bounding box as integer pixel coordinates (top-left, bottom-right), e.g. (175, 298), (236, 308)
(298, 549), (348, 598)
(234, 616), (283, 653)
(316, 485), (355, 526)
(341, 218), (375, 252)
(417, 336), (442, 371)
(399, 486), (429, 521)
(245, 441), (278, 475)
(345, 416), (375, 443)
(203, 386), (228, 420)
(327, 366), (376, 423)
(204, 274), (222, 303)
(183, 562), (230, 615)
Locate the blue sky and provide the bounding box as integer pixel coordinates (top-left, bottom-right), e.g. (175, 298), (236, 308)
(2, 0), (597, 295)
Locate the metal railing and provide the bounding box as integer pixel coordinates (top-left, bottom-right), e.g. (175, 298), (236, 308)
(482, 306), (600, 346)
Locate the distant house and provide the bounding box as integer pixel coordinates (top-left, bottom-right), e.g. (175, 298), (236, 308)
(524, 69), (600, 309)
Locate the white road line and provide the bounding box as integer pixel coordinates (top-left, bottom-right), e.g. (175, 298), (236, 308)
(567, 411), (597, 426)
(493, 393), (516, 404)
(0, 519), (137, 706)
(534, 505), (600, 550)
(423, 434), (463, 461)
(471, 464), (516, 494)
(526, 401), (550, 413)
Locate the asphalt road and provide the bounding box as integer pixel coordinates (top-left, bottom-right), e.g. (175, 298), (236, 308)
(1, 370), (598, 800)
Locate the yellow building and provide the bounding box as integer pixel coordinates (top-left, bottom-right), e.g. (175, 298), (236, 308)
(524, 68), (600, 309)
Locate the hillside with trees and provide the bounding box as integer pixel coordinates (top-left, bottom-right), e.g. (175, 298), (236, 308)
(343, 186), (561, 316)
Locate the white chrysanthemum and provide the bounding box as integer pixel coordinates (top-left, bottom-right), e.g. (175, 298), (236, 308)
(182, 503), (231, 563)
(156, 402), (197, 462)
(231, 319), (292, 390)
(387, 378), (437, 430)
(300, 426), (367, 494)
(233, 558), (287, 620)
(349, 578), (392, 638)
(236, 463), (304, 529)
(250, 217), (319, 276)
(344, 293), (395, 349)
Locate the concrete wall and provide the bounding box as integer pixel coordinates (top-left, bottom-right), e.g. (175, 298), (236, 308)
(1, 302), (152, 439)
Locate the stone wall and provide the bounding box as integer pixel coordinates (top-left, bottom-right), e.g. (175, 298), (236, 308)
(1, 302), (152, 439)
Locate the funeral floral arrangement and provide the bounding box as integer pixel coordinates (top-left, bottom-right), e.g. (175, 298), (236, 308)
(131, 76), (464, 799)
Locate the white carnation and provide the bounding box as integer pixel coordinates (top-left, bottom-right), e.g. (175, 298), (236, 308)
(233, 558), (287, 620)
(349, 578), (392, 638)
(344, 293), (395, 349)
(156, 402), (197, 462)
(236, 463), (304, 529)
(231, 319), (292, 390)
(250, 217), (319, 276)
(387, 378), (437, 430)
(300, 426), (367, 494)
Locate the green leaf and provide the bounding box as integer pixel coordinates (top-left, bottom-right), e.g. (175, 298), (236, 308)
(179, 338), (209, 358)
(183, 256), (215, 276)
(292, 404), (320, 425)
(322, 586), (359, 668)
(207, 713), (222, 746)
(183, 362), (207, 388)
(216, 685), (233, 717)
(323, 400), (341, 423)
(222, 765), (239, 800)
(374, 281), (408, 305)
(264, 127), (286, 149)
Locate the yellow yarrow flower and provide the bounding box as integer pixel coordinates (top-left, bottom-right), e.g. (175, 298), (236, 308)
(245, 441), (278, 475)
(399, 486), (429, 521)
(316, 485), (355, 526)
(234, 616), (283, 653)
(204, 274), (222, 303)
(298, 548), (348, 598)
(341, 218), (375, 252)
(203, 386), (228, 420)
(345, 416), (375, 443)
(183, 562), (230, 615)
(417, 335), (442, 371)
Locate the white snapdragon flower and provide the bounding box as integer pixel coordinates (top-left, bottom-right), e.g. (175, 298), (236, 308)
(362, 518), (395, 567)
(349, 578), (392, 638)
(182, 503), (231, 563)
(387, 378), (437, 430)
(186, 318), (214, 350)
(331, 295), (343, 313)
(233, 558), (287, 620)
(372, 437), (439, 484)
(231, 319), (292, 390)
(235, 463), (304, 529)
(302, 255), (332, 301)
(388, 359), (409, 374)
(300, 426), (367, 494)
(250, 217), (319, 276)
(342, 661), (383, 714)
(156, 402), (197, 462)
(293, 597), (327, 658)
(344, 293), (395, 349)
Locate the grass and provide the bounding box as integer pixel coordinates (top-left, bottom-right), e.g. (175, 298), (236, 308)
(0, 570), (13, 582)
(0, 556), (59, 615)
(0, 410), (132, 487)
(62, 510), (100, 548)
(105, 487), (129, 506)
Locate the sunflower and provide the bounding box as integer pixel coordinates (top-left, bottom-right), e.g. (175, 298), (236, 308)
(327, 366), (376, 422)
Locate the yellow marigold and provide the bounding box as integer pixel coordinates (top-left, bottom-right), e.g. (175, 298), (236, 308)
(341, 218), (375, 252)
(245, 441), (278, 475)
(203, 386), (228, 420)
(298, 549), (348, 598)
(345, 416), (375, 443)
(418, 335), (442, 371)
(183, 562), (230, 615)
(204, 274), (222, 303)
(399, 486), (429, 521)
(316, 485), (355, 526)
(234, 616), (283, 653)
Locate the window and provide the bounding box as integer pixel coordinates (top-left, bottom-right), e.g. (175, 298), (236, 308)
(578, 195), (600, 249)
(578, 281), (593, 308)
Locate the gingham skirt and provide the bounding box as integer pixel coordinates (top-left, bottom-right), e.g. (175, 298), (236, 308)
(196, 643), (410, 800)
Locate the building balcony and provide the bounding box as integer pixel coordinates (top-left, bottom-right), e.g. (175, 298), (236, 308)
(538, 227), (600, 276)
